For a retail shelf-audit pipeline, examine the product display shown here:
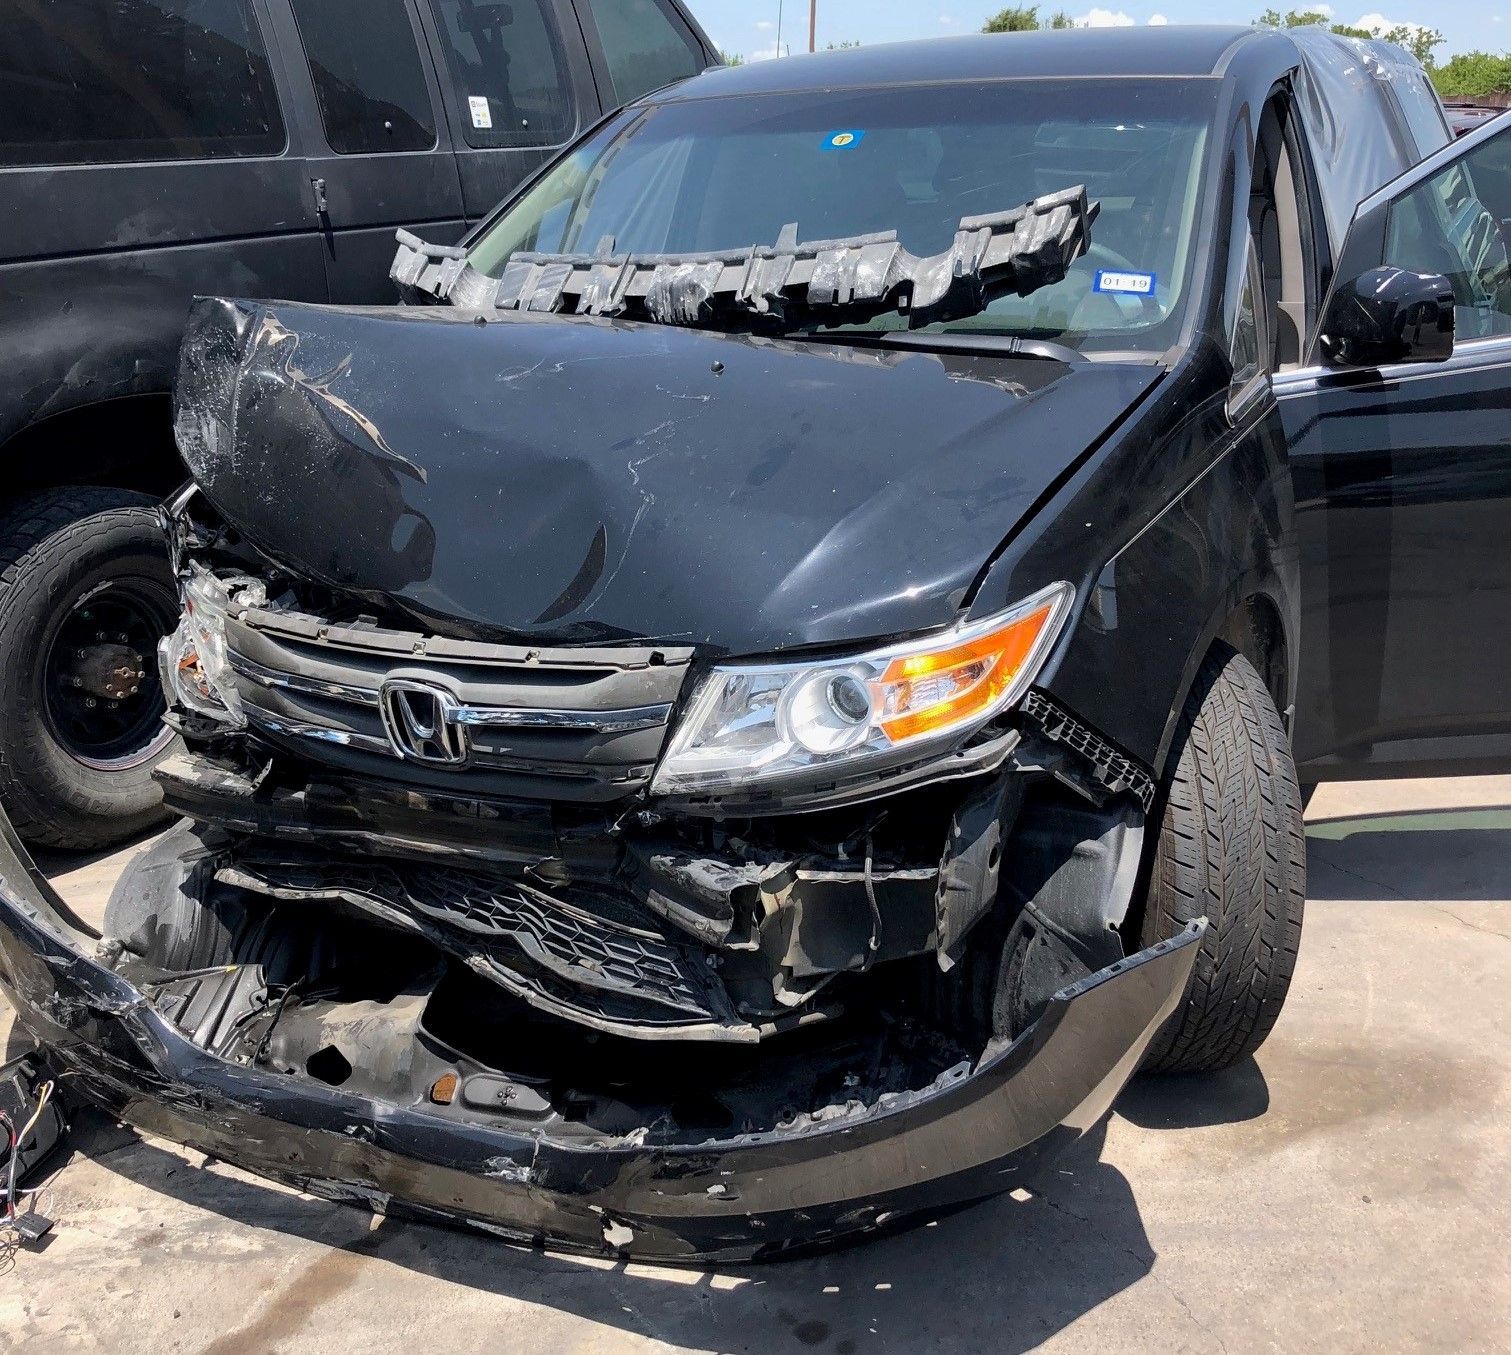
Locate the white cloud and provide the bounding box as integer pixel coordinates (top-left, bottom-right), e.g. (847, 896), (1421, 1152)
(1148, 12), (1169, 22)
(755, 18), (773, 30)
(1075, 7), (1136, 24)
(1350, 11), (1436, 40)
(1313, 3), (1334, 14)
(750, 42), (783, 61)
(939, 13), (957, 24)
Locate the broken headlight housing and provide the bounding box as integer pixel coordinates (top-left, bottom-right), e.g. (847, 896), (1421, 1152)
(652, 582), (1073, 796)
(158, 568), (246, 727)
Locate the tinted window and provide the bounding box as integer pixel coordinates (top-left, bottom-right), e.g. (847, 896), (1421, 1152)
(1231, 236), (1268, 389)
(428, 0), (574, 149)
(290, 0), (435, 154)
(585, 0), (701, 105)
(0, 0), (283, 167)
(1384, 127), (1511, 340)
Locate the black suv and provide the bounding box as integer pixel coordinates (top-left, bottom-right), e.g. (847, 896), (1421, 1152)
(0, 0), (716, 848)
(5, 28), (1506, 1263)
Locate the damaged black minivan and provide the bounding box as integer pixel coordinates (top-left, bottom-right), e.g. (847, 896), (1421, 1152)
(6, 27), (1509, 1260)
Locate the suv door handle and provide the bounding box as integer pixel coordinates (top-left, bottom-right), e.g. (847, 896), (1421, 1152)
(311, 177), (329, 219)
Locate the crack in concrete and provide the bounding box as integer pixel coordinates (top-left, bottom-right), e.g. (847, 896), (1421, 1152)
(1309, 853), (1409, 901)
(1430, 905), (1511, 944)
(1035, 1191), (1228, 1352)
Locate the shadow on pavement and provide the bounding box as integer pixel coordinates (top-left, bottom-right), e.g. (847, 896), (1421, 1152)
(1115, 1058), (1269, 1129)
(1306, 807), (1511, 901)
(79, 1112), (1155, 1354)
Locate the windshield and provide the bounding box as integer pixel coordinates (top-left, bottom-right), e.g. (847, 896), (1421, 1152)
(467, 79), (1217, 353)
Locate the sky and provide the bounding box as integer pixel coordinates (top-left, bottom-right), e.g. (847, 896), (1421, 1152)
(690, 1), (1508, 64)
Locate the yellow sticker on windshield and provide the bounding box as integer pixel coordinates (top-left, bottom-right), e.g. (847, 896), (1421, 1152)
(822, 130), (866, 151)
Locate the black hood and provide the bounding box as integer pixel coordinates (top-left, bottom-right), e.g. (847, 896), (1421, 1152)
(174, 298), (1160, 654)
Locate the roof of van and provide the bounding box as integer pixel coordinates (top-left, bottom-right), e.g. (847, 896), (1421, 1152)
(655, 26), (1268, 99)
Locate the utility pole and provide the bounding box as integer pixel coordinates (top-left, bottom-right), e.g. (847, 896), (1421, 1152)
(775, 0), (784, 59)
(808, 0), (817, 52)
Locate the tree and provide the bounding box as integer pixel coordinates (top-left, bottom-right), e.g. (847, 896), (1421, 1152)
(1432, 50), (1511, 98)
(1253, 9), (1442, 66)
(1048, 10), (1077, 27)
(1374, 23), (1444, 66)
(983, 6), (1040, 32)
(825, 40), (862, 49)
(719, 50), (746, 66)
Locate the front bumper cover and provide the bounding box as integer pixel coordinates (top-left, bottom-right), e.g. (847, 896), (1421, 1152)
(0, 813), (1200, 1264)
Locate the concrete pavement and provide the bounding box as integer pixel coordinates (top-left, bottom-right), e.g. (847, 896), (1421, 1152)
(1, 778), (1508, 1354)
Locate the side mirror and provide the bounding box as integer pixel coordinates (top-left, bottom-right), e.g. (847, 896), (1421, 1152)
(1320, 266), (1455, 368)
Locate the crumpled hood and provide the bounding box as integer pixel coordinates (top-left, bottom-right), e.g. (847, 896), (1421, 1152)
(174, 297), (1160, 653)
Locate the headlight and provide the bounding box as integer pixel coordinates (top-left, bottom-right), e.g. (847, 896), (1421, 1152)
(651, 582), (1073, 796)
(158, 568), (245, 727)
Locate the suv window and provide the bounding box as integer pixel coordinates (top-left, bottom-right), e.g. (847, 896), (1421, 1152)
(582, 0), (701, 106)
(289, 0), (436, 155)
(428, 0), (574, 149)
(1384, 127), (1511, 341)
(0, 0), (284, 167)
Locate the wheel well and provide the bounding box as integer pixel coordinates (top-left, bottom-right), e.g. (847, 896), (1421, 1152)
(1217, 593), (1289, 719)
(0, 396), (184, 505)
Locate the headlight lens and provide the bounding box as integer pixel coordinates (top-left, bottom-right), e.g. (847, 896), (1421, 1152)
(158, 568), (245, 727)
(651, 582), (1073, 796)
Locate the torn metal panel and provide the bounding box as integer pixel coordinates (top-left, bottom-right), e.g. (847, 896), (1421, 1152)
(392, 188), (1100, 332)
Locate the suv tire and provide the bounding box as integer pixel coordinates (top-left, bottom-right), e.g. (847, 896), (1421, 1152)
(1140, 642), (1306, 1073)
(0, 487), (179, 850)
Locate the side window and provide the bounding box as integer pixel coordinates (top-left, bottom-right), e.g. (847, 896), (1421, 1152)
(1383, 126), (1511, 341)
(289, 0), (436, 154)
(428, 0), (575, 149)
(583, 0), (703, 106)
(1231, 234), (1271, 398)
(0, 0), (284, 167)
(1249, 99), (1316, 369)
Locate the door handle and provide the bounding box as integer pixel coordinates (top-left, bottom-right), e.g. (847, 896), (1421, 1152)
(311, 177), (329, 220)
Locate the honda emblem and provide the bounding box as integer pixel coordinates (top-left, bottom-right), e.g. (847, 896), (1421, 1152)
(379, 680), (469, 765)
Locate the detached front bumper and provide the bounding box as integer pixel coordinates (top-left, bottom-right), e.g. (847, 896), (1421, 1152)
(0, 813), (1200, 1263)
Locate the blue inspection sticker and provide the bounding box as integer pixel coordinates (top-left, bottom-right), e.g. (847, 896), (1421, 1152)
(822, 129), (866, 151)
(1093, 269), (1157, 296)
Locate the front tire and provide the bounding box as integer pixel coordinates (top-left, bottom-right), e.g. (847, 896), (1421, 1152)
(1140, 643), (1306, 1073)
(0, 487), (180, 850)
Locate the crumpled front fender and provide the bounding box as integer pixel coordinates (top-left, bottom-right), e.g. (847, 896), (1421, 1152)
(0, 811), (1201, 1264)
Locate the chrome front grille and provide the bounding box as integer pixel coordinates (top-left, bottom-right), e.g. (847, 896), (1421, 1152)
(220, 605), (693, 802)
(228, 650), (672, 735)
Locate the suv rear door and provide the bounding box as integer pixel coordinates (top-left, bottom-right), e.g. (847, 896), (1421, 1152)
(1279, 116), (1511, 780)
(268, 0), (467, 302)
(419, 0), (603, 222)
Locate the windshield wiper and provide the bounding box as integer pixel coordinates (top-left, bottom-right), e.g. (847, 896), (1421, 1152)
(780, 331), (1089, 364)
(392, 187), (1099, 333)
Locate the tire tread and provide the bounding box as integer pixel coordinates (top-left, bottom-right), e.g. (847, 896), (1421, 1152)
(0, 486), (173, 849)
(1141, 642), (1306, 1073)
